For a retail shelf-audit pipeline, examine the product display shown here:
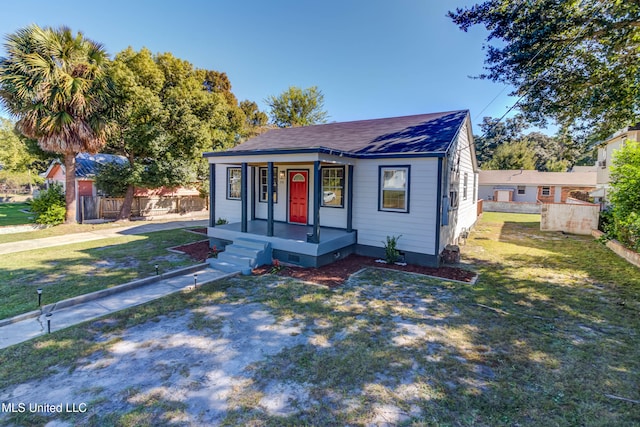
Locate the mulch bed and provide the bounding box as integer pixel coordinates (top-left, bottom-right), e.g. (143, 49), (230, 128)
(252, 254), (476, 288)
(173, 237), (476, 288)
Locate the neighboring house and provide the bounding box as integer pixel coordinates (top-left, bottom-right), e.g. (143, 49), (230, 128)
(204, 110), (479, 268)
(41, 152), (128, 198)
(593, 124), (640, 202)
(478, 169), (596, 204)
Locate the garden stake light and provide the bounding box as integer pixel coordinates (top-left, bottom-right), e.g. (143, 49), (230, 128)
(194, 274), (198, 289)
(155, 264), (159, 276)
(46, 313), (52, 334)
(37, 288), (42, 307)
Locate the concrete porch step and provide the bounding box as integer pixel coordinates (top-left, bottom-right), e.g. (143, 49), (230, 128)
(208, 258), (251, 275)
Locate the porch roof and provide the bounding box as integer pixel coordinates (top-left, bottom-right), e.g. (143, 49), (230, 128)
(204, 110), (468, 160)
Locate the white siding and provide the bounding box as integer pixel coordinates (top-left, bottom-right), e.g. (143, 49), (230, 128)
(214, 164), (245, 223)
(352, 157), (439, 255)
(440, 119), (478, 252)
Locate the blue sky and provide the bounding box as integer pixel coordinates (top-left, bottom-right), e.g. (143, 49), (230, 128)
(0, 0), (542, 135)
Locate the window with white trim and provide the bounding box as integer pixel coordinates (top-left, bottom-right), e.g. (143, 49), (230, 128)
(463, 172), (469, 200)
(259, 167), (277, 203)
(227, 167), (241, 200)
(322, 166), (344, 207)
(379, 166), (410, 212)
(517, 186), (526, 195)
(541, 186), (551, 196)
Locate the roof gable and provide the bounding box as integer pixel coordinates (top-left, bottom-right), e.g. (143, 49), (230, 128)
(210, 110), (469, 158)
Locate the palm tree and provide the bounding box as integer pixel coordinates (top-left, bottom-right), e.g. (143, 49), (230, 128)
(0, 25), (113, 223)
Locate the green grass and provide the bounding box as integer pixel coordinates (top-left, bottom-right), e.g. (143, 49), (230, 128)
(1, 212), (639, 426)
(0, 228), (205, 319)
(0, 202), (34, 226)
(0, 219), (189, 245)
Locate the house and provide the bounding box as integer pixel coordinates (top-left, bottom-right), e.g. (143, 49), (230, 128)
(203, 110), (479, 269)
(41, 152), (128, 198)
(593, 124), (640, 202)
(478, 169), (596, 208)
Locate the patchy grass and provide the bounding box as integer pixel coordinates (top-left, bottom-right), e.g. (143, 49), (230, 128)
(0, 202), (33, 226)
(1, 212), (639, 426)
(0, 229), (205, 319)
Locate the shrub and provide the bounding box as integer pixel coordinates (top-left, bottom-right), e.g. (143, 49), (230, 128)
(383, 235), (402, 264)
(30, 184), (66, 225)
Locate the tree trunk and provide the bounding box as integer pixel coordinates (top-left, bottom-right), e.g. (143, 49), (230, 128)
(64, 152), (77, 224)
(119, 184), (135, 221)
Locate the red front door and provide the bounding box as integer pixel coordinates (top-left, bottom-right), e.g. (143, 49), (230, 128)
(289, 171), (308, 224)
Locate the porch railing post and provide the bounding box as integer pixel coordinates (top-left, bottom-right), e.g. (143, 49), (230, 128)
(209, 163), (215, 227)
(267, 162), (274, 236)
(241, 162), (248, 233)
(309, 161), (321, 243)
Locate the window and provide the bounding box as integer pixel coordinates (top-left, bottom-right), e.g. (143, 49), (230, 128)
(450, 190), (459, 210)
(473, 173), (477, 203)
(259, 167), (278, 203)
(227, 167), (241, 200)
(541, 186), (551, 196)
(379, 166), (410, 212)
(463, 172), (469, 200)
(517, 186), (526, 195)
(322, 166), (344, 207)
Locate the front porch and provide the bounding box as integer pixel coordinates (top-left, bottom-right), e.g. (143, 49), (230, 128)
(208, 220), (357, 267)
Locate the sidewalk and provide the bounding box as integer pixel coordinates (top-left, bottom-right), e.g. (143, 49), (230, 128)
(0, 263), (236, 349)
(0, 217), (209, 255)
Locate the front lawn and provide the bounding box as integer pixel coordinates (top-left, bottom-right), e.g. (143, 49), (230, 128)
(0, 228), (205, 319)
(0, 212), (638, 426)
(0, 202), (33, 226)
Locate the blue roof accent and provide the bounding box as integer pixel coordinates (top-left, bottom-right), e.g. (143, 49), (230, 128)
(75, 153), (128, 178)
(204, 110), (469, 159)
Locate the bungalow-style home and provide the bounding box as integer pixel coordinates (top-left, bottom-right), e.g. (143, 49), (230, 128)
(41, 152), (128, 198)
(203, 110), (479, 270)
(478, 169), (596, 204)
(593, 124), (640, 202)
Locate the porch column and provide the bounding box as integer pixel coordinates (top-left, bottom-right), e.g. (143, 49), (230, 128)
(209, 163), (216, 228)
(308, 161), (321, 243)
(267, 162), (274, 236)
(347, 164), (353, 232)
(241, 162), (248, 233)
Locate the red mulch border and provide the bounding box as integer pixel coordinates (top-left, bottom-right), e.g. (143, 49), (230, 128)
(173, 240), (477, 288)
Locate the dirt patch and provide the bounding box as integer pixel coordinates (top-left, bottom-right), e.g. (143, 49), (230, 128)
(253, 254), (476, 287)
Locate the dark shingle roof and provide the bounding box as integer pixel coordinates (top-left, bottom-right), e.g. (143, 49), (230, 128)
(75, 153), (128, 178)
(211, 110), (468, 158)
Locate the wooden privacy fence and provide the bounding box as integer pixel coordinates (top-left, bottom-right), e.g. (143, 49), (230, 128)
(81, 195), (207, 221)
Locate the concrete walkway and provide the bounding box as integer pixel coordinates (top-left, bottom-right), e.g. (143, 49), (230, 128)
(0, 218), (209, 255)
(0, 263), (236, 349)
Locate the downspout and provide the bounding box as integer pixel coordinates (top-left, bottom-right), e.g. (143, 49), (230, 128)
(434, 157), (444, 263)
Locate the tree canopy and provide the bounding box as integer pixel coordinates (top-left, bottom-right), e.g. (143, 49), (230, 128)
(0, 25), (114, 222)
(608, 141), (640, 251)
(449, 0), (640, 140)
(101, 47), (246, 219)
(266, 86), (328, 127)
(474, 115), (590, 171)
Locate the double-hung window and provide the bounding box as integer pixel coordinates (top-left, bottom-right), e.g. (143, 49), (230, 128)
(227, 167), (241, 200)
(259, 167), (278, 203)
(321, 166), (344, 207)
(379, 166), (410, 212)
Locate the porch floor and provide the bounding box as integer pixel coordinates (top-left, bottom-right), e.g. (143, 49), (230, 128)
(208, 220), (357, 257)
